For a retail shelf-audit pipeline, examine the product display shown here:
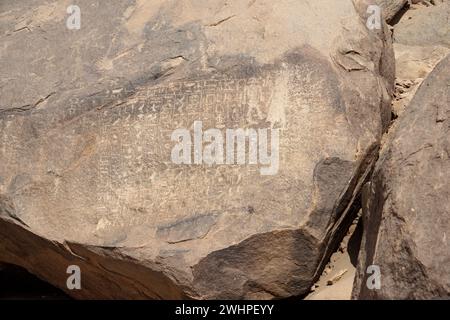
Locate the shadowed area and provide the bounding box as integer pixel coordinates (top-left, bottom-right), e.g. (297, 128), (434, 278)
(0, 263), (70, 300)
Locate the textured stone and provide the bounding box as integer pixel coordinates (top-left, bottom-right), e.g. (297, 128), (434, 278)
(394, 1), (450, 48)
(0, 0), (394, 299)
(392, 44), (449, 116)
(376, 0), (407, 21)
(354, 0), (407, 22)
(353, 55), (450, 299)
(391, 1), (450, 116)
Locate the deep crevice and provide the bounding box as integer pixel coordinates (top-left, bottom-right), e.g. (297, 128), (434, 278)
(388, 2), (411, 26)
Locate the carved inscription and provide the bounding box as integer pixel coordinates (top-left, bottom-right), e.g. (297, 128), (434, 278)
(87, 75), (287, 230)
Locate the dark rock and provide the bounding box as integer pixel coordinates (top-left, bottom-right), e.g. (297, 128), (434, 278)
(353, 54), (450, 299)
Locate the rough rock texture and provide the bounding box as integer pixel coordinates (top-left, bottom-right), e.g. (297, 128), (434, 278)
(394, 0), (450, 48)
(352, 55), (450, 299)
(353, 0), (407, 22)
(377, 0), (407, 22)
(392, 1), (450, 116)
(393, 44), (449, 115)
(0, 0), (394, 299)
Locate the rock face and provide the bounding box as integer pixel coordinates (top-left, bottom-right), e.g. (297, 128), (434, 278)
(376, 0), (407, 22)
(352, 55), (450, 299)
(392, 1), (450, 116)
(0, 0), (394, 299)
(354, 0), (407, 22)
(394, 0), (450, 48)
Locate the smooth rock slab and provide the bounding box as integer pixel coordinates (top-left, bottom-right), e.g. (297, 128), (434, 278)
(0, 0), (394, 299)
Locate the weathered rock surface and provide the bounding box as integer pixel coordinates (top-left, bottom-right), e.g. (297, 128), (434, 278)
(394, 0), (450, 48)
(392, 1), (450, 116)
(393, 44), (449, 115)
(353, 55), (450, 299)
(377, 0), (407, 22)
(0, 0), (394, 299)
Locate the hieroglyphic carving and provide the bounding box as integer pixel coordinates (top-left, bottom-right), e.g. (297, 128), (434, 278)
(91, 74), (280, 229)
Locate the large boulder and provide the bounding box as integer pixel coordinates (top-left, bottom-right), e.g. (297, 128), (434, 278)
(352, 55), (450, 299)
(0, 0), (394, 299)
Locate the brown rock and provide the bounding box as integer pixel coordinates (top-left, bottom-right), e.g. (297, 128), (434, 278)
(394, 1), (450, 48)
(0, 0), (394, 299)
(391, 1), (450, 116)
(354, 0), (408, 22)
(352, 55), (450, 299)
